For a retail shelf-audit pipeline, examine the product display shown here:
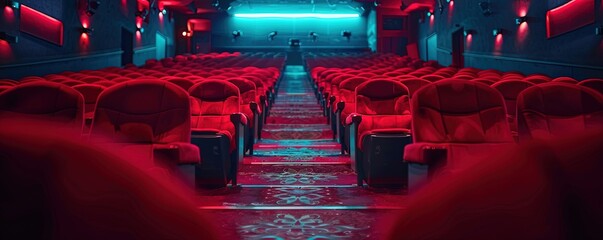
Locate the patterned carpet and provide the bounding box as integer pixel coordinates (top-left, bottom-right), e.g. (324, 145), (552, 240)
(196, 65), (406, 239)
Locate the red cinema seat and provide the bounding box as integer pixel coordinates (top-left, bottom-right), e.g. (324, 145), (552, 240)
(552, 76), (578, 84)
(0, 85), (12, 93)
(517, 83), (603, 142)
(578, 79), (603, 95)
(346, 79), (412, 187)
(73, 84), (106, 129)
(90, 80), (200, 175)
(399, 78), (431, 97)
(79, 76), (106, 83)
(335, 77), (368, 154)
(0, 81), (84, 130)
(228, 77), (261, 155)
(524, 74), (551, 83)
(58, 79), (85, 87)
(0, 118), (219, 240)
(386, 128), (603, 239)
(404, 80), (515, 188)
(471, 78), (497, 86)
(0, 79), (17, 86)
(189, 80), (247, 187)
(166, 78), (196, 91)
(491, 80), (536, 140)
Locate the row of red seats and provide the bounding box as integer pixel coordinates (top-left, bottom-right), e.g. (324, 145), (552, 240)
(313, 64), (603, 148)
(309, 59), (603, 188)
(0, 52), (285, 188)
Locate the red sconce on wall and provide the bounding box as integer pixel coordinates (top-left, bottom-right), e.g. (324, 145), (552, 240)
(5, 0), (19, 9)
(515, 16), (527, 25)
(0, 32), (18, 43)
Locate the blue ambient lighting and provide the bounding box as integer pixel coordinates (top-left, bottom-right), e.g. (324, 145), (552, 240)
(233, 13), (360, 19)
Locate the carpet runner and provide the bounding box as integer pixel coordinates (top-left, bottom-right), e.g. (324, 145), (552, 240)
(197, 65), (406, 239)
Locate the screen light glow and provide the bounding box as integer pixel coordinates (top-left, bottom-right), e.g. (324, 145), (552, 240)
(233, 13), (359, 19)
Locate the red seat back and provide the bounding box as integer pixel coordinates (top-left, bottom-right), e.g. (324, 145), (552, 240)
(491, 80), (535, 134)
(578, 79), (603, 96)
(91, 80), (191, 144)
(399, 78), (431, 97)
(188, 80), (240, 149)
(517, 83), (603, 141)
(0, 81), (83, 129)
(166, 78), (196, 91)
(411, 79), (512, 143)
(355, 80), (412, 148)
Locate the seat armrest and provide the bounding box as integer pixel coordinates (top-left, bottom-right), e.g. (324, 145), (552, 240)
(249, 102), (260, 114)
(230, 112), (248, 126)
(153, 142), (200, 165)
(345, 113), (362, 126)
(403, 143), (448, 165)
(336, 101), (345, 113)
(260, 95), (267, 107)
(329, 96), (336, 107)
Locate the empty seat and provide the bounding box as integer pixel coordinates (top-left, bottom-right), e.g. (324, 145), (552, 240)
(0, 81), (84, 130)
(189, 80), (247, 187)
(578, 79), (603, 95)
(0, 79), (17, 86)
(346, 79), (412, 187)
(471, 78), (497, 86)
(517, 83), (603, 141)
(334, 77), (368, 153)
(552, 76), (578, 84)
(491, 80), (536, 140)
(399, 78), (431, 97)
(404, 80), (515, 184)
(90, 80), (200, 171)
(166, 78), (196, 91)
(0, 85), (11, 93)
(228, 77), (261, 155)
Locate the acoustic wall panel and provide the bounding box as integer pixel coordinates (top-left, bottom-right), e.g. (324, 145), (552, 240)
(20, 5), (64, 46)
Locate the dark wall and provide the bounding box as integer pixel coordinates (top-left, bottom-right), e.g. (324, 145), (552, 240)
(0, 0), (176, 79)
(414, 0), (603, 79)
(209, 13), (368, 51)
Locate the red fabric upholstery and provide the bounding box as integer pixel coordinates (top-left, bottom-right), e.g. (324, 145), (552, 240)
(0, 118), (219, 239)
(355, 80), (411, 149)
(0, 81), (84, 129)
(578, 79), (603, 96)
(492, 80), (536, 137)
(228, 78), (260, 124)
(399, 78), (431, 97)
(517, 83), (603, 141)
(167, 78), (196, 91)
(405, 80), (513, 169)
(0, 79), (17, 86)
(386, 129), (603, 239)
(91, 80), (199, 165)
(0, 86), (12, 93)
(552, 76), (578, 84)
(73, 84), (106, 120)
(337, 77), (367, 119)
(189, 80), (241, 151)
